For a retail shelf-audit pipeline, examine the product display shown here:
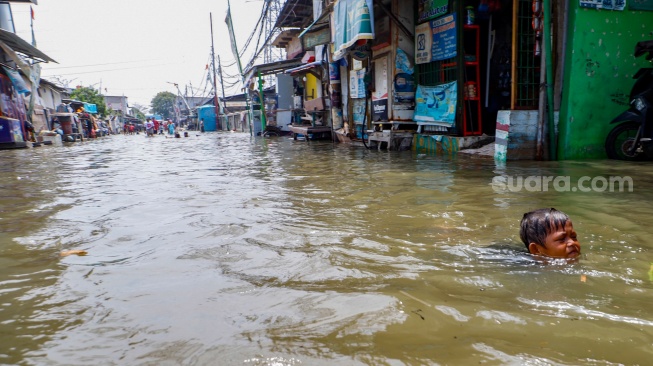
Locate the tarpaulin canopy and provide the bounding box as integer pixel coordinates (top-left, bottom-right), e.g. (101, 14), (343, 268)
(83, 103), (98, 114)
(331, 0), (374, 61)
(0, 28), (55, 63)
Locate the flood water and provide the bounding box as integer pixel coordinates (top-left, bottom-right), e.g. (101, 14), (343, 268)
(1, 132), (652, 365)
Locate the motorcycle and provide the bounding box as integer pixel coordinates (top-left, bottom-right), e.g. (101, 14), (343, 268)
(605, 38), (653, 160)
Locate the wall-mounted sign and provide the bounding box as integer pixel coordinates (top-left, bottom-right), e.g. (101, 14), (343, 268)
(372, 99), (388, 121)
(372, 55), (388, 121)
(303, 27), (331, 49)
(329, 62), (341, 84)
(349, 68), (367, 99)
(580, 0), (626, 10)
(418, 0), (449, 23)
(351, 43), (370, 61)
(415, 13), (458, 64)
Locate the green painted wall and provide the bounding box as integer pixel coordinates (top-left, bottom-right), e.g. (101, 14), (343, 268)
(558, 7), (652, 159)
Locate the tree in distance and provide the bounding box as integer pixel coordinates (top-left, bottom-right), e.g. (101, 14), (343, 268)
(69, 87), (108, 116)
(151, 91), (176, 120)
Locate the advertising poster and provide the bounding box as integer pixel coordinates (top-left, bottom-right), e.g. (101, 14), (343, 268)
(394, 49), (415, 109)
(349, 69), (367, 99)
(393, 73), (415, 108)
(431, 13), (458, 61)
(415, 22), (432, 64)
(372, 56), (388, 121)
(352, 99), (366, 124)
(372, 99), (388, 121)
(329, 62), (341, 84)
(414, 82), (457, 126)
(415, 13), (458, 64)
(11, 119), (24, 142)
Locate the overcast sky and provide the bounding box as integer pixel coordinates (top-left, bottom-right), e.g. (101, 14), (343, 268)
(11, 0), (268, 108)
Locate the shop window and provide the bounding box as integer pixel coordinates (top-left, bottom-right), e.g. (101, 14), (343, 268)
(513, 0), (540, 109)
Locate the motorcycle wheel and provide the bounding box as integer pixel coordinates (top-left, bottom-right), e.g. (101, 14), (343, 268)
(605, 122), (645, 160)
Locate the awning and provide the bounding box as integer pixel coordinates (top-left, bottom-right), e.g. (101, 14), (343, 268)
(332, 0), (375, 61)
(244, 58), (305, 80)
(285, 60), (325, 75)
(0, 28), (55, 63)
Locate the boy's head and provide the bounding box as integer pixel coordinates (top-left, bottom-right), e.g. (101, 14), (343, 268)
(520, 208), (581, 259)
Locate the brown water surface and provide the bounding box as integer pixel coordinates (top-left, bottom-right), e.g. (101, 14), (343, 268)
(1, 133), (652, 365)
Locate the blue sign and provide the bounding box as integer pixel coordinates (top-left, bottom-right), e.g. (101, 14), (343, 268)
(431, 13), (457, 62)
(414, 82), (457, 126)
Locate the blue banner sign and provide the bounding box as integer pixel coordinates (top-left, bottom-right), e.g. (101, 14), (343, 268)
(414, 82), (457, 126)
(415, 13), (458, 64)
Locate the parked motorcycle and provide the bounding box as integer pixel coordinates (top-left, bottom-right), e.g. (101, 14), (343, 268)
(605, 39), (653, 160)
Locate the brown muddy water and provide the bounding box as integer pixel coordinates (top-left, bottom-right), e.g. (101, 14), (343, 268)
(1, 132), (652, 365)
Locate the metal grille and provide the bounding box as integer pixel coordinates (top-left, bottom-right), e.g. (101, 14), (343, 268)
(514, 0), (540, 109)
(416, 58), (458, 86)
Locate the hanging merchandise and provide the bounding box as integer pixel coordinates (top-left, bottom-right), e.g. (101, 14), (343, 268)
(465, 6), (475, 25)
(1, 67), (30, 95)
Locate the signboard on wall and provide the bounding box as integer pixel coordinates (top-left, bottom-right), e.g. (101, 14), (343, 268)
(303, 27), (331, 49)
(349, 68), (366, 99)
(415, 13), (458, 64)
(414, 82), (457, 126)
(579, 0), (626, 10)
(372, 55), (388, 121)
(418, 0), (449, 23)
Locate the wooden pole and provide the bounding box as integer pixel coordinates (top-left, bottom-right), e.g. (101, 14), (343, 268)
(210, 13), (221, 130)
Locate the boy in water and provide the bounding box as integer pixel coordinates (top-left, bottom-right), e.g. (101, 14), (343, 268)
(520, 208), (581, 259)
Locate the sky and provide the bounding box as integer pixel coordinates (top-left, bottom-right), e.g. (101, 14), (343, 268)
(10, 0), (269, 110)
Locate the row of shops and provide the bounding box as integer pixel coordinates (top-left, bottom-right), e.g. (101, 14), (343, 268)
(233, 0), (652, 160)
(0, 2), (142, 149)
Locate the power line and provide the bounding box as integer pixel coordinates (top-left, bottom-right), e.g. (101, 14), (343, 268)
(43, 59), (159, 70)
(42, 62), (184, 76)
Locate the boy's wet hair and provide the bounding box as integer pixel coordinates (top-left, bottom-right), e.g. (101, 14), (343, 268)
(520, 208), (570, 248)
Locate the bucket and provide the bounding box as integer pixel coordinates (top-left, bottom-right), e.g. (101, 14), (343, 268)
(60, 120), (73, 134)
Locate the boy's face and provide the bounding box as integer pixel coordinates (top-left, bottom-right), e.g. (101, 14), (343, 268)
(528, 221), (581, 259)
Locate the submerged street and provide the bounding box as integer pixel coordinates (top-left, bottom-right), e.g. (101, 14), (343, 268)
(2, 132), (653, 365)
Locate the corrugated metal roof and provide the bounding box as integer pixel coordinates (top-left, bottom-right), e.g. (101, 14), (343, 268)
(274, 0), (313, 29)
(0, 28), (55, 63)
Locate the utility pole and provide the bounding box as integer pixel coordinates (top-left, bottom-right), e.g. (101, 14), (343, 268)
(210, 12), (221, 130)
(218, 55), (230, 130)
